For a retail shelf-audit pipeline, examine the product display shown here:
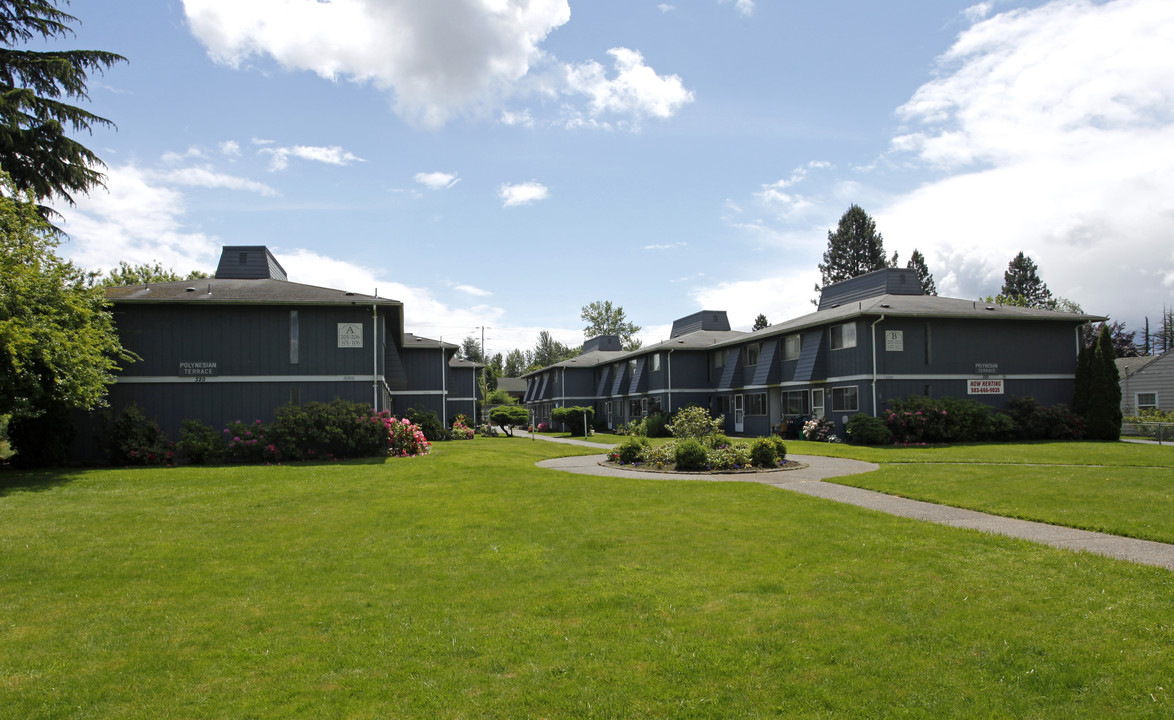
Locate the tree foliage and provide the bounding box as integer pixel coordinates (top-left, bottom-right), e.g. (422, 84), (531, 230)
(489, 404), (529, 437)
(906, 249), (936, 295)
(0, 1), (126, 216)
(1082, 324), (1122, 441)
(752, 314), (768, 331)
(528, 330), (578, 371)
(580, 299), (641, 349)
(0, 177), (130, 421)
(817, 204), (888, 289)
(99, 260), (209, 287)
(503, 348), (531, 377)
(1000, 252), (1053, 309)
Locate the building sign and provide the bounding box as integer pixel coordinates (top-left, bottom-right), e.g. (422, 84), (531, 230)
(885, 330), (904, 352)
(968, 378), (1004, 395)
(178, 361), (218, 376)
(975, 362), (999, 375)
(338, 323), (364, 348)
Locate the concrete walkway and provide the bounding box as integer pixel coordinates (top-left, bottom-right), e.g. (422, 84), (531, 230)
(524, 432), (1174, 571)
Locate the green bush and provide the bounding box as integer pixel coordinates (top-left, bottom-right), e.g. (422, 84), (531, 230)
(674, 438), (708, 470)
(767, 435), (787, 460)
(108, 404), (174, 466)
(667, 406), (723, 441)
(1004, 397), (1084, 441)
(646, 442), (675, 468)
(749, 437), (779, 467)
(708, 433), (733, 449)
(640, 411), (672, 438)
(1126, 408), (1174, 439)
(407, 405), (449, 442)
(484, 388), (517, 406)
(223, 419), (277, 463)
(612, 436), (650, 464)
(177, 419), (223, 464)
(552, 406), (595, 435)
(8, 403), (76, 468)
(707, 442), (751, 470)
(845, 414), (893, 445)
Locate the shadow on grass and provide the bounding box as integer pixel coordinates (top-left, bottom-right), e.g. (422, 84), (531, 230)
(0, 464), (82, 497)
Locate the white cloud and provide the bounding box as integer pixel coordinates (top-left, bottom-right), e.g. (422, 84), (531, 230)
(500, 108), (534, 127)
(414, 171), (460, 190)
(658, 4), (677, 13)
(691, 270), (821, 333)
(720, 0), (755, 17)
(455, 284), (492, 297)
(878, 0), (1174, 326)
(159, 166), (280, 196)
(182, 0), (571, 129)
(499, 181), (549, 207)
(261, 145), (364, 171)
(964, 2), (993, 23)
(220, 140), (241, 156)
(161, 146), (204, 163)
(644, 242), (687, 251)
(564, 48), (694, 126)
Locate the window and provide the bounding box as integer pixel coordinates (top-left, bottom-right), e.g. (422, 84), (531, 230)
(747, 392), (767, 416)
(651, 353), (661, 372)
(630, 398), (648, 418)
(784, 334), (801, 361)
(290, 387), (300, 405)
(830, 322), (857, 350)
(714, 395), (730, 417)
(783, 390), (809, 416)
(1137, 393), (1158, 411)
(709, 350), (725, 382)
(628, 359), (638, 376)
(745, 343), (760, 366)
(831, 386), (859, 412)
(289, 310), (299, 364)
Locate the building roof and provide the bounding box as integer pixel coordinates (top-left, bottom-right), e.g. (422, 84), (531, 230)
(105, 278), (402, 308)
(496, 377), (527, 394)
(401, 333), (458, 350)
(1116, 354), (1163, 380)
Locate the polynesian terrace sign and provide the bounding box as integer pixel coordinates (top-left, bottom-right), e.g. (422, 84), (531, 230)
(969, 362), (1003, 395)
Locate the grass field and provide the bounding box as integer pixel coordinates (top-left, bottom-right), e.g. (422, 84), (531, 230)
(787, 440), (1174, 544)
(2, 439), (1172, 718)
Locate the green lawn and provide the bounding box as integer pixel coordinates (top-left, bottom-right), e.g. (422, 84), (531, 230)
(2, 439), (1172, 718)
(784, 440), (1174, 544)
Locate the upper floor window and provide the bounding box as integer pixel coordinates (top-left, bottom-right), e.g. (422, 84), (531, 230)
(628, 359), (638, 376)
(650, 353), (661, 372)
(830, 322), (857, 350)
(745, 343), (760, 366)
(784, 334), (801, 361)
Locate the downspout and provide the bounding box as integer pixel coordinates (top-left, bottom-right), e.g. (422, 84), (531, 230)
(441, 347), (447, 424)
(871, 315), (886, 417)
(667, 348), (675, 413)
(372, 302), (379, 411)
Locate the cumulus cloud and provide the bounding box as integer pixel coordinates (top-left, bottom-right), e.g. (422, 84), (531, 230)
(414, 171), (460, 190)
(182, 0), (571, 129)
(564, 48), (694, 127)
(719, 0), (755, 16)
(880, 0), (1174, 325)
(261, 144), (364, 171)
(499, 181), (549, 207)
(455, 284), (492, 297)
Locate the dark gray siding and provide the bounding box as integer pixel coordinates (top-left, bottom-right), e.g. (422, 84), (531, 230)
(818, 268), (921, 310)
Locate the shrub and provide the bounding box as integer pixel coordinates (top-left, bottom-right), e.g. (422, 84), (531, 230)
(611, 436), (650, 464)
(615, 420), (641, 436)
(1004, 397), (1084, 441)
(707, 442), (751, 470)
(177, 419), (223, 464)
(8, 403), (76, 468)
(884, 395), (1000, 443)
(490, 405), (529, 437)
(223, 419), (278, 464)
(388, 418), (430, 457)
(767, 435), (787, 460)
(845, 414), (893, 445)
(987, 411), (1019, 441)
(667, 406), (723, 441)
(108, 404), (174, 466)
(1126, 408), (1174, 439)
(407, 405), (449, 442)
(536, 421), (550, 433)
(640, 412), (672, 438)
(268, 400), (390, 461)
(749, 437), (779, 467)
(802, 416), (836, 442)
(674, 438), (708, 470)
(708, 433), (733, 449)
(646, 442), (675, 468)
(450, 414), (475, 440)
(484, 388), (517, 406)
(552, 406), (594, 435)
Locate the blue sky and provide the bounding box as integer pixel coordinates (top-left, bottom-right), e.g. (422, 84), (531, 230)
(49, 0), (1174, 357)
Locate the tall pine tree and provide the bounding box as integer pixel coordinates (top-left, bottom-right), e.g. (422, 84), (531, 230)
(906, 249), (936, 295)
(817, 204), (888, 290)
(1000, 252), (1053, 308)
(1083, 324), (1122, 441)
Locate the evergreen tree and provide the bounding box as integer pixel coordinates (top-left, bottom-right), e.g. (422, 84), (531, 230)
(0, 1), (126, 216)
(1083, 324), (1122, 441)
(503, 348), (531, 377)
(1000, 252), (1053, 308)
(1071, 343), (1093, 416)
(817, 204), (888, 289)
(906, 249), (936, 295)
(752, 314), (768, 331)
(530, 330), (578, 370)
(459, 336), (483, 363)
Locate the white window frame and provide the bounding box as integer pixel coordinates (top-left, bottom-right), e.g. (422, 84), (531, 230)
(830, 322), (857, 350)
(784, 334), (800, 361)
(1137, 392), (1158, 411)
(650, 353), (661, 372)
(831, 385), (859, 413)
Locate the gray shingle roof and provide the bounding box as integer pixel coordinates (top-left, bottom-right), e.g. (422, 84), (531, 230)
(105, 278), (402, 307)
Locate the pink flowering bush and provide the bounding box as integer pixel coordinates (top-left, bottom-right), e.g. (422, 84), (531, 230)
(223, 419), (278, 463)
(536, 421), (550, 432)
(450, 414), (475, 440)
(388, 417), (430, 457)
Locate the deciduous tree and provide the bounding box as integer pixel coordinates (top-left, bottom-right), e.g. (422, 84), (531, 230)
(99, 260), (209, 287)
(580, 300), (642, 350)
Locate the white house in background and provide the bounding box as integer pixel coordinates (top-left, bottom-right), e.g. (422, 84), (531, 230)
(1117, 351), (1174, 415)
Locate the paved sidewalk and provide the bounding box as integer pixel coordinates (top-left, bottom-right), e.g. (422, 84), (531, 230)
(525, 432), (1174, 570)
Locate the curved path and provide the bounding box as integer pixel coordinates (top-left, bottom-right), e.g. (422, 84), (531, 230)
(526, 433), (1174, 570)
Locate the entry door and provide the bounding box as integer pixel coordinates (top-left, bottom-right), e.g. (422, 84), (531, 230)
(811, 389), (825, 420)
(734, 394), (744, 433)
